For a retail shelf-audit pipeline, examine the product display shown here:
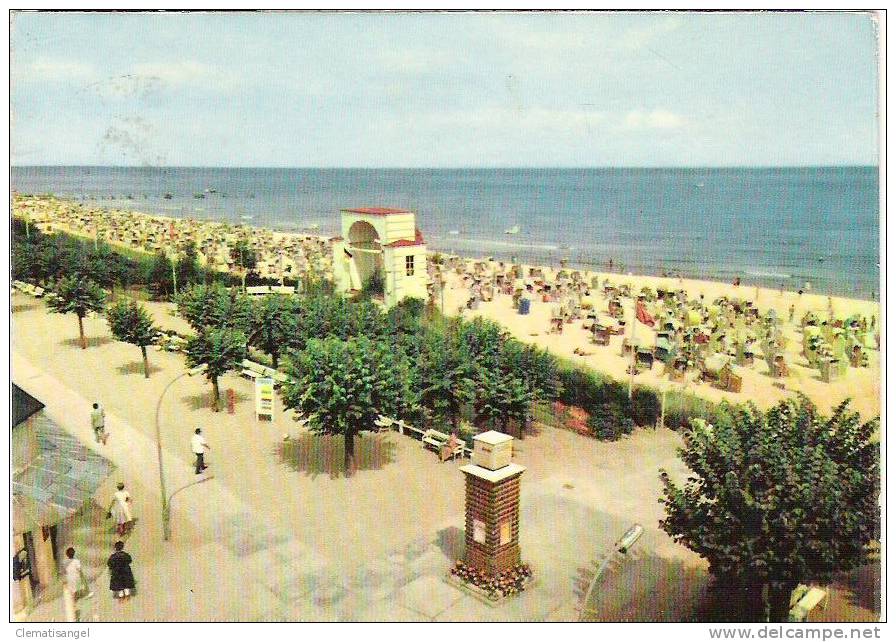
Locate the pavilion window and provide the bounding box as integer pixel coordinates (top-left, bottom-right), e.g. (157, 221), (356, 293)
(406, 255), (415, 276)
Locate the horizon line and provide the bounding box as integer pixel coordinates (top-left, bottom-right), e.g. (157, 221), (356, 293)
(10, 164), (879, 170)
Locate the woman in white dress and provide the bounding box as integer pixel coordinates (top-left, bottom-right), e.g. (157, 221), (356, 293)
(108, 483), (134, 536)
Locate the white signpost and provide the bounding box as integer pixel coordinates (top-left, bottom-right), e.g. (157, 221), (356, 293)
(255, 377), (274, 421)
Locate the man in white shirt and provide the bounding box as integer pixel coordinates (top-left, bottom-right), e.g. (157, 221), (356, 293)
(62, 547), (90, 622)
(191, 428), (210, 474)
(90, 402), (107, 445)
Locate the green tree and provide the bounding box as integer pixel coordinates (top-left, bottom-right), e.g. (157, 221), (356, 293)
(46, 276), (107, 349)
(176, 241), (202, 289)
(474, 367), (533, 436)
(230, 238), (258, 291)
(248, 295), (296, 369)
(282, 336), (413, 474)
(176, 283), (252, 334)
(147, 250), (174, 299)
(417, 326), (475, 430)
(659, 396), (879, 622)
(106, 300), (161, 378)
(185, 328), (248, 411)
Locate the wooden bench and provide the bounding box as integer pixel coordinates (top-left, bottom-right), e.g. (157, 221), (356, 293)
(156, 334), (188, 352)
(240, 359), (291, 385)
(422, 428), (450, 451)
(421, 429), (465, 461)
(16, 282), (45, 297)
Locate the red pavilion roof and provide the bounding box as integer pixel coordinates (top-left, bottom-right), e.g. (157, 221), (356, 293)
(342, 207), (413, 216)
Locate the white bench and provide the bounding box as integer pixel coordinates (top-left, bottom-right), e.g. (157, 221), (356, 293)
(16, 282), (45, 297)
(241, 359), (290, 384)
(246, 286), (273, 297)
(156, 334), (188, 352)
(421, 429), (465, 461)
(246, 285), (296, 297)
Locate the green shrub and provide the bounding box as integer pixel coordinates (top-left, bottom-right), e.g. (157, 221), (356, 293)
(557, 363), (610, 407)
(360, 268), (385, 298)
(631, 387), (661, 427)
(587, 397), (635, 441)
(663, 391), (725, 430)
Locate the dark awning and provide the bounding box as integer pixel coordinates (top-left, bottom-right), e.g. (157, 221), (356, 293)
(13, 409), (114, 534)
(12, 384), (45, 429)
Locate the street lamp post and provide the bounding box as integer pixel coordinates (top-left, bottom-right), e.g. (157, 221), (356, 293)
(627, 306), (638, 400)
(154, 365), (205, 541)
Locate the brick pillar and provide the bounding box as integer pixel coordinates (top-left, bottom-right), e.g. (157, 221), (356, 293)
(461, 463), (525, 576)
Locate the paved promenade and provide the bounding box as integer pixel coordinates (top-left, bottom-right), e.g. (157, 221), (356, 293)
(12, 292), (877, 621)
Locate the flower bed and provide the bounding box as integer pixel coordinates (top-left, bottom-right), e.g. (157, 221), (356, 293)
(448, 560), (533, 601)
(550, 401), (591, 436)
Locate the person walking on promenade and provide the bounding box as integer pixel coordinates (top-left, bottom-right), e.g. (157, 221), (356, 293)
(108, 482), (134, 536)
(191, 428), (210, 474)
(107, 541), (136, 600)
(91, 402), (108, 445)
(62, 547), (91, 622)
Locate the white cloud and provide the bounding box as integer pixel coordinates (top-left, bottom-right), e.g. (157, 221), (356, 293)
(375, 49), (454, 74)
(618, 16), (683, 51)
(20, 57), (96, 81)
(622, 109), (685, 130)
(86, 61), (237, 100)
(417, 106), (608, 134)
(132, 61), (220, 85)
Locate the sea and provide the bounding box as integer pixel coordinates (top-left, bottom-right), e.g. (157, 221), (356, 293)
(10, 166), (880, 300)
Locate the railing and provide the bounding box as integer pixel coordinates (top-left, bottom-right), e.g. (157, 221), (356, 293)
(373, 416), (474, 457)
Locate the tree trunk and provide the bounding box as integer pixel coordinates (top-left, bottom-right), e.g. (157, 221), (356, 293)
(767, 581), (797, 622)
(271, 351), (279, 370)
(77, 314), (86, 349)
(141, 345), (150, 378)
(344, 429), (356, 476)
(211, 376), (220, 412)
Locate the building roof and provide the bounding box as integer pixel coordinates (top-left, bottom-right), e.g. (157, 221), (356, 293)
(12, 388), (114, 534)
(342, 207), (413, 216)
(12, 384), (45, 428)
(383, 228), (426, 248)
(473, 430), (513, 446)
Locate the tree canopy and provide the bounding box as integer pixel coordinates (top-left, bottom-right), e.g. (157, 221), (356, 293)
(106, 300), (161, 378)
(46, 275), (107, 349)
(185, 328), (248, 411)
(281, 335), (415, 474)
(659, 396), (880, 621)
(176, 283), (252, 334)
(248, 295), (298, 369)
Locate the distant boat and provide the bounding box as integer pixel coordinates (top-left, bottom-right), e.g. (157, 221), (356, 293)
(241, 216), (254, 221)
(205, 187), (217, 194)
(448, 229), (460, 235)
(696, 182), (705, 187)
(505, 225), (520, 235)
(307, 223), (320, 230)
(193, 193), (205, 199)
(163, 193), (173, 199)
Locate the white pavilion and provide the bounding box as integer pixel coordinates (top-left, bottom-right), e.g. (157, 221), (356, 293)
(330, 207), (428, 308)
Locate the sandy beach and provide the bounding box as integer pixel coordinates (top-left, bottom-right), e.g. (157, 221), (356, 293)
(13, 195), (881, 421)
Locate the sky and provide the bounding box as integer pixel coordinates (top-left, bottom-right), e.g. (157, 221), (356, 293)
(10, 11), (880, 167)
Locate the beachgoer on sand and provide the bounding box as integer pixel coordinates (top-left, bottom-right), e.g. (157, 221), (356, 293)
(107, 482), (134, 536)
(108, 541), (136, 600)
(91, 402), (107, 445)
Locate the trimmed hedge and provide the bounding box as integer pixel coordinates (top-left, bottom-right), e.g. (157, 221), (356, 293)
(555, 360), (724, 439)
